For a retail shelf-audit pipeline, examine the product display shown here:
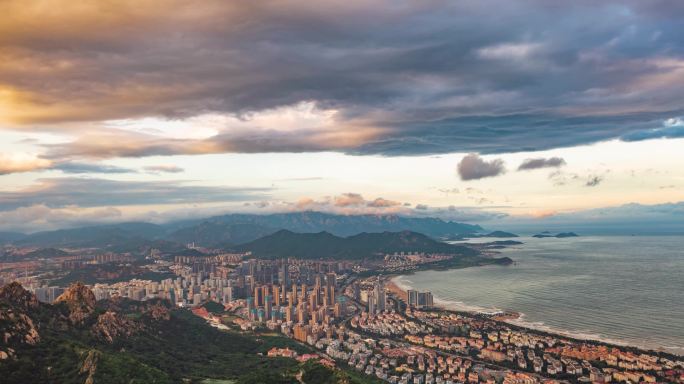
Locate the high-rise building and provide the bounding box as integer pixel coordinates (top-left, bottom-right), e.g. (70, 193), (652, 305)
(254, 285), (263, 307)
(300, 283), (307, 304)
(280, 283), (287, 304)
(407, 289), (419, 308)
(222, 286), (233, 304)
(417, 291), (433, 308)
(297, 303), (308, 324)
(309, 293), (317, 311)
(285, 305), (294, 322)
(279, 261), (289, 287)
(368, 296), (376, 315)
(374, 280), (386, 313)
(246, 296), (255, 314)
(265, 294), (272, 320)
(261, 285), (269, 307)
(273, 285), (281, 306)
(326, 272), (336, 305)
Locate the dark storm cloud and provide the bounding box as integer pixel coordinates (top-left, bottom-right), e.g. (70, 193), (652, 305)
(3, 1), (684, 156)
(457, 154), (506, 181)
(518, 157), (566, 171)
(620, 118), (684, 141)
(0, 178), (271, 211)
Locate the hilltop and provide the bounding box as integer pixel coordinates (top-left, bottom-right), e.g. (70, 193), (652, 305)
(235, 229), (478, 260)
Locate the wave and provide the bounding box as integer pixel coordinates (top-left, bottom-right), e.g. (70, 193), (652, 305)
(506, 315), (684, 355)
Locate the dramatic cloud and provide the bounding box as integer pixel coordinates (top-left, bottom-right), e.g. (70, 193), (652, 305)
(143, 165), (184, 173)
(41, 115), (383, 160)
(1, 1), (684, 158)
(0, 178), (271, 211)
(621, 117), (684, 142)
(518, 157), (566, 171)
(457, 154), (506, 181)
(0, 153), (52, 175)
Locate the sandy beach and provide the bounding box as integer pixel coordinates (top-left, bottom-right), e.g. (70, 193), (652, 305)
(385, 277), (407, 302)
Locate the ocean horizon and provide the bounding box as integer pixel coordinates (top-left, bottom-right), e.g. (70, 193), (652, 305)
(394, 235), (684, 356)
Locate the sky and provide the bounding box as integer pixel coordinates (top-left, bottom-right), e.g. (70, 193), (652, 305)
(1, 0), (683, 233)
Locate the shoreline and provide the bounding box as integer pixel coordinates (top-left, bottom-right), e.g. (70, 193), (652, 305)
(387, 273), (684, 358)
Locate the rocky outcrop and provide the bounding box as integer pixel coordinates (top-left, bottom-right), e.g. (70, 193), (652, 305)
(54, 282), (96, 325)
(80, 349), (100, 384)
(0, 282), (41, 360)
(0, 310), (40, 360)
(91, 311), (143, 343)
(0, 282), (39, 311)
(146, 302), (171, 321)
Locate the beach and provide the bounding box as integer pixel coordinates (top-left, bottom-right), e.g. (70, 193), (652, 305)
(388, 235), (684, 356)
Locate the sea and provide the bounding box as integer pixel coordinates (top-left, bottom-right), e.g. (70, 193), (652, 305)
(393, 236), (684, 355)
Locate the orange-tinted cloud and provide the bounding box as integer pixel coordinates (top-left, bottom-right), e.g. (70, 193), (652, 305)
(0, 153), (52, 174)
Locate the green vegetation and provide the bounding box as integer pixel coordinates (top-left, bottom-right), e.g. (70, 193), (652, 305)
(201, 300), (226, 314)
(410, 254), (513, 273)
(235, 229), (478, 260)
(52, 263), (175, 286)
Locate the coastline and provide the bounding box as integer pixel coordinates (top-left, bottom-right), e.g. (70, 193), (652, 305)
(387, 273), (683, 358)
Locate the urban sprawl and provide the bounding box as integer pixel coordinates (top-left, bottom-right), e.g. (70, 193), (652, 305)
(1, 247), (682, 384)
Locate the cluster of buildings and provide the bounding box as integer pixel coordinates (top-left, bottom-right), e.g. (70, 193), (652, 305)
(4, 244), (683, 384)
(381, 253), (453, 273)
(264, 276), (681, 384)
(401, 309), (683, 383)
(407, 289), (434, 309)
(244, 271), (347, 326)
(261, 314), (551, 384)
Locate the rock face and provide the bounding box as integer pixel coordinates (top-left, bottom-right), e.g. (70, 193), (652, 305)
(80, 349), (101, 384)
(54, 282), (96, 325)
(91, 311), (142, 343)
(146, 302), (171, 321)
(0, 282), (41, 360)
(0, 282), (39, 311)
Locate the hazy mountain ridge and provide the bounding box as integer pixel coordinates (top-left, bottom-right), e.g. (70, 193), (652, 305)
(16, 222), (167, 248)
(6, 212), (483, 250)
(0, 232), (26, 244)
(167, 221), (278, 247)
(206, 211), (482, 237)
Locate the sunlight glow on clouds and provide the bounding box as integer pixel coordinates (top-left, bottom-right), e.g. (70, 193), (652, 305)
(1, 0), (684, 231)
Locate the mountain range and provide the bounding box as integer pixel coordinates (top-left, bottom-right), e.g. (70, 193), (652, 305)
(4, 212), (483, 250)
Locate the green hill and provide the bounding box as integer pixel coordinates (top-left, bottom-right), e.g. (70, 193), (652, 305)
(235, 229), (478, 259)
